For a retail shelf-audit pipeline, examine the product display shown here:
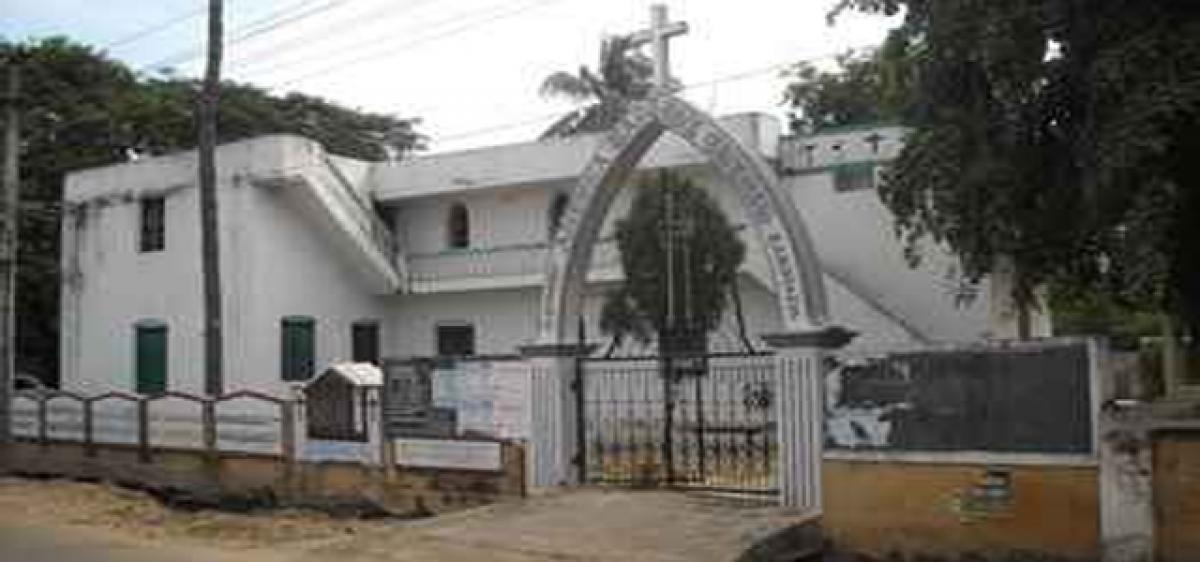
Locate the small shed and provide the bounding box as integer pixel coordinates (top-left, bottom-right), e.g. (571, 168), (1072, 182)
(305, 362), (383, 442)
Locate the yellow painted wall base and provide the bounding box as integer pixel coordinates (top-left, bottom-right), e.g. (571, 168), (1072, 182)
(822, 458), (1099, 559)
(1154, 432), (1200, 562)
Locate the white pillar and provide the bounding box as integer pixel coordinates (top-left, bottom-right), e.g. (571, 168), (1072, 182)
(763, 326), (855, 512)
(519, 342), (591, 488)
(364, 387), (383, 465)
(1098, 406), (1154, 562)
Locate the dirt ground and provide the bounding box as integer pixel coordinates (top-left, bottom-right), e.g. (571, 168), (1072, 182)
(0, 477), (390, 560)
(0, 476), (817, 561)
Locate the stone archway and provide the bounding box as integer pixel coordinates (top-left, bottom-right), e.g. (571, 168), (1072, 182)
(538, 94), (830, 344)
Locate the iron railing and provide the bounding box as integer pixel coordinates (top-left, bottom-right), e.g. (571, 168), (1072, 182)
(576, 352), (778, 496)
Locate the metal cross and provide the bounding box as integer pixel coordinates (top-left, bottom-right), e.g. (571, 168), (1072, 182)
(627, 4), (689, 91)
(865, 132), (885, 154)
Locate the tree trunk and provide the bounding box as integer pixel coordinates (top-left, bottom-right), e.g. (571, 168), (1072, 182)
(1016, 303), (1032, 341)
(730, 277), (754, 353)
(199, 0), (224, 396)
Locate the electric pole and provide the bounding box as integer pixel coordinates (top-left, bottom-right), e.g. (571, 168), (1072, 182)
(0, 59), (21, 444)
(199, 0), (224, 396)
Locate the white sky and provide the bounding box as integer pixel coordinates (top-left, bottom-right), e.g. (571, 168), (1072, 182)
(2, 0), (898, 153)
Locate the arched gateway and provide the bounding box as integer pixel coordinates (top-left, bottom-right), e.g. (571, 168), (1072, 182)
(520, 5), (849, 513)
(538, 93), (830, 344)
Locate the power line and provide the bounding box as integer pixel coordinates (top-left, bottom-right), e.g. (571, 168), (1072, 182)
(103, 5), (206, 50)
(265, 0), (568, 88)
(427, 46), (868, 146)
(140, 0), (340, 72)
(226, 0), (439, 74)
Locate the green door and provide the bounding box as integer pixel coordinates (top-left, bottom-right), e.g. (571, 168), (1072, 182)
(135, 324), (168, 394)
(281, 317), (316, 381)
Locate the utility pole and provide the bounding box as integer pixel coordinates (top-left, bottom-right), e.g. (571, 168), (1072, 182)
(0, 60), (20, 444)
(199, 0), (224, 396)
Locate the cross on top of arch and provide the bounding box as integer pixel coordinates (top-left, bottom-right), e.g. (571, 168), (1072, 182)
(626, 4), (688, 92)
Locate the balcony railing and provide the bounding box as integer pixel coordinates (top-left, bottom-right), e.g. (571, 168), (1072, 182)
(320, 156), (400, 263)
(404, 229), (780, 294)
(406, 240), (622, 291)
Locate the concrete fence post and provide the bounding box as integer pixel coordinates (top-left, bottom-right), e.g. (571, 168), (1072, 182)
(365, 387), (383, 466)
(83, 399), (95, 457)
(376, 386), (395, 474)
(137, 398), (150, 463)
(763, 326), (855, 512)
(35, 394), (47, 447)
(281, 398), (298, 463)
(201, 399), (217, 462)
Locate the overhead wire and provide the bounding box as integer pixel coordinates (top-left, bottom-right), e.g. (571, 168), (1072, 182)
(139, 0), (344, 72)
(225, 0), (440, 73)
(262, 0), (569, 88)
(102, 4), (207, 50)
(427, 45), (871, 146)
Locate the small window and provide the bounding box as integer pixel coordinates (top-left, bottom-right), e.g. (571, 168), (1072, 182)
(351, 321), (381, 365)
(833, 163), (877, 192)
(548, 193), (569, 239)
(281, 316), (316, 382)
(447, 202), (470, 249)
(139, 196), (165, 252)
(135, 322), (168, 394)
(436, 324), (475, 357)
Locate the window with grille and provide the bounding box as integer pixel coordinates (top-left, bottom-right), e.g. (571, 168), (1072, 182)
(833, 163), (877, 192)
(548, 193), (569, 239)
(447, 202), (470, 249)
(436, 324), (474, 357)
(139, 196), (165, 252)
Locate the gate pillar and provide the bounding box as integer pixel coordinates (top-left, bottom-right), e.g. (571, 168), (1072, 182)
(518, 342), (594, 488)
(763, 326), (855, 512)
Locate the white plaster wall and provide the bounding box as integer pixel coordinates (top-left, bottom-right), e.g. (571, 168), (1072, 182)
(784, 166), (993, 343)
(61, 136), (385, 396)
(62, 184), (209, 394)
(373, 113), (779, 200)
(235, 181), (385, 396)
(384, 286), (605, 357)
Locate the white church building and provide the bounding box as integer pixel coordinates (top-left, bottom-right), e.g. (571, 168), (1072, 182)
(58, 112), (1038, 397)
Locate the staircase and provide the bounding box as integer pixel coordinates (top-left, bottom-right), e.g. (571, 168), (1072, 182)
(254, 140), (405, 294)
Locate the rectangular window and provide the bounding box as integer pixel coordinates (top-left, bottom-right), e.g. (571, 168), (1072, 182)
(135, 324), (168, 394)
(833, 163), (877, 192)
(281, 316), (316, 382)
(139, 196), (165, 252)
(436, 324), (475, 357)
(352, 321), (380, 365)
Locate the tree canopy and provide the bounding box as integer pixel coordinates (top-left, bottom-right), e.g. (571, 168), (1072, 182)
(817, 0), (1200, 337)
(600, 171), (745, 355)
(538, 35), (655, 139)
(2, 37), (424, 383)
(781, 49), (906, 133)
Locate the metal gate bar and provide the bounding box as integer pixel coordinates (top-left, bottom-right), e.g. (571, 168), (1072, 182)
(576, 352), (778, 496)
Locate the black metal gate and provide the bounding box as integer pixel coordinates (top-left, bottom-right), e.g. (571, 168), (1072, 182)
(574, 352), (778, 496)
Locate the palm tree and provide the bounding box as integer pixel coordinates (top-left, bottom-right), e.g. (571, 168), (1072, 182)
(538, 35), (654, 139)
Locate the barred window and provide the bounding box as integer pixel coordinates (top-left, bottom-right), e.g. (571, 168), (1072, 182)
(139, 196), (165, 252)
(833, 163), (877, 192)
(447, 202), (470, 249)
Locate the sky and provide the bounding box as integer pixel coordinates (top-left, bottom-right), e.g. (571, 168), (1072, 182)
(1, 0), (898, 153)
